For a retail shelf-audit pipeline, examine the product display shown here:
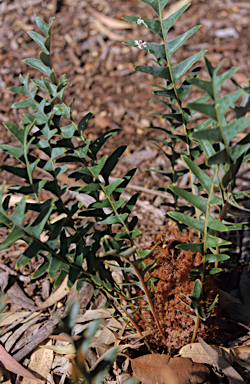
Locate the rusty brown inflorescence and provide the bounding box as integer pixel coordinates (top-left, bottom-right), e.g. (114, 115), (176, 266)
(139, 228), (220, 351)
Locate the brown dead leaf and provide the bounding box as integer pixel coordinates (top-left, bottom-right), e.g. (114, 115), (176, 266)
(22, 340), (54, 384)
(198, 337), (245, 384)
(129, 354), (210, 384)
(179, 343), (220, 365)
(0, 345), (40, 382)
(7, 282), (37, 310)
(36, 276), (69, 310)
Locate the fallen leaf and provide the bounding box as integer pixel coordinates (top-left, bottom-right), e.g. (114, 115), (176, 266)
(0, 345), (40, 382)
(7, 282), (37, 310)
(0, 311), (39, 327)
(129, 354), (210, 384)
(40, 343), (76, 355)
(37, 276), (69, 310)
(179, 343), (220, 365)
(22, 340), (54, 384)
(198, 337), (245, 384)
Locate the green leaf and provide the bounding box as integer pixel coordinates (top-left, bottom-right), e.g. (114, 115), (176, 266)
(27, 31), (49, 54)
(0, 226), (24, 251)
(162, 4), (191, 36)
(139, 0), (169, 17)
(187, 77), (213, 99)
(90, 130), (120, 159)
(32, 261), (49, 279)
(104, 179), (124, 196)
(186, 102), (217, 120)
(172, 51), (206, 82)
(35, 16), (54, 37)
(168, 212), (204, 233)
(168, 26), (201, 58)
(101, 146), (127, 180)
(182, 156), (220, 203)
(208, 133), (250, 164)
(0, 145), (24, 160)
(135, 66), (170, 81)
(192, 279), (202, 302)
(3, 123), (25, 144)
(122, 16), (162, 38)
(98, 213), (128, 225)
(176, 242), (203, 253)
(124, 40), (165, 59)
(77, 112), (93, 135)
(205, 254), (230, 263)
(48, 257), (62, 280)
(23, 58), (52, 77)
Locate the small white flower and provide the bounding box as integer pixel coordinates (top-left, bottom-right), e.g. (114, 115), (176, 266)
(134, 40), (147, 50)
(137, 17), (148, 28)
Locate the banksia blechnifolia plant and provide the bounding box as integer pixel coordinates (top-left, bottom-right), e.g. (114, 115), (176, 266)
(0, 16), (166, 350)
(2, 0), (250, 356)
(123, 0), (250, 342)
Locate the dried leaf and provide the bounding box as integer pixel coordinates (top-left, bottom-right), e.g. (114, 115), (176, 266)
(40, 343), (76, 355)
(0, 311), (39, 327)
(179, 343), (220, 365)
(76, 308), (114, 323)
(129, 354), (210, 384)
(22, 340), (54, 384)
(7, 282), (37, 310)
(198, 337), (245, 384)
(37, 276), (69, 310)
(96, 318), (122, 356)
(0, 345), (40, 382)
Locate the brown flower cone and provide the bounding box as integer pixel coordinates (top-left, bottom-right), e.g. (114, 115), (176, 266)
(139, 228), (220, 351)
